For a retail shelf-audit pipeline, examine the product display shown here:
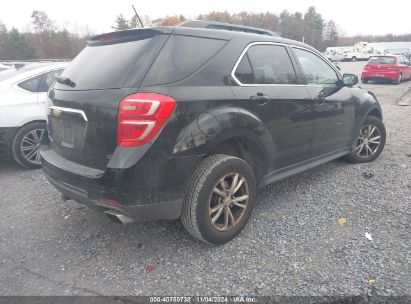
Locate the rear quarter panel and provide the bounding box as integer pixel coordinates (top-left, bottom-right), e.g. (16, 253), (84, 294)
(0, 90), (45, 127)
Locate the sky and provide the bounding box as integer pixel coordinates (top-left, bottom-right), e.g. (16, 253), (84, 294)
(1, 0), (410, 36)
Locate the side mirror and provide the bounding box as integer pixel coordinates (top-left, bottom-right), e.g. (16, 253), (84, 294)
(342, 73), (358, 86)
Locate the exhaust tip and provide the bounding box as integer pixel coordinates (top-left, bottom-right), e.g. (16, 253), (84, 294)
(104, 210), (134, 225)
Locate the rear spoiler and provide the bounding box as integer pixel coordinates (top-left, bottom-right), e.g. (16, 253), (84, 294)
(88, 27), (174, 46)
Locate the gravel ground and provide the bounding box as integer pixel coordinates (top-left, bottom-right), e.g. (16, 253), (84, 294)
(0, 62), (410, 296)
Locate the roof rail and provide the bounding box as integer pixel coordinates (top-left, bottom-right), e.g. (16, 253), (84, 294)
(179, 20), (279, 37)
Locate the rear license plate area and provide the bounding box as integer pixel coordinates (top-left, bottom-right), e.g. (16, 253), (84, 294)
(61, 120), (75, 148)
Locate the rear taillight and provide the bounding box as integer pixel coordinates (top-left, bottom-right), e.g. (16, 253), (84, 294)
(117, 93), (176, 147)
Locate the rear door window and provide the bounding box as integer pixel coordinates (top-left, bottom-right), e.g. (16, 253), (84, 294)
(234, 44), (298, 85)
(143, 35), (226, 85)
(55, 38), (153, 90)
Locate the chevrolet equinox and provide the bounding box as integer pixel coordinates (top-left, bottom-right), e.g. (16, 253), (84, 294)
(41, 23), (386, 244)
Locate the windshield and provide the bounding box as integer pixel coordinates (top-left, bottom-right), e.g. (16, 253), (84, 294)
(369, 56), (396, 64)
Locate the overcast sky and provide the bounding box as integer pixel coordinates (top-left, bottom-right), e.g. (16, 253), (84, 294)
(1, 0), (410, 36)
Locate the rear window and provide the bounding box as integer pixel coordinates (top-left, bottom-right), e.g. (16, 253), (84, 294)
(143, 35), (226, 85)
(369, 56), (396, 64)
(17, 74), (43, 92)
(55, 38), (152, 90)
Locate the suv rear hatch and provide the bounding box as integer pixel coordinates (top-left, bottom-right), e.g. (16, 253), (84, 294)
(47, 28), (170, 171)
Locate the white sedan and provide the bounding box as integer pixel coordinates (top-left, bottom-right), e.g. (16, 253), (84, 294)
(0, 62), (68, 168)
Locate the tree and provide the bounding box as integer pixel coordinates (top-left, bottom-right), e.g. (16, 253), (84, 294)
(200, 11), (233, 23)
(279, 10), (292, 38)
(0, 21), (9, 58)
(7, 28), (33, 59)
(152, 16), (183, 26)
(31, 10), (54, 33)
(323, 20), (339, 48)
(303, 6), (325, 50)
(113, 14), (130, 30)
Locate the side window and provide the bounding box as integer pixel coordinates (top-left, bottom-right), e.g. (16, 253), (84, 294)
(234, 54), (254, 84)
(293, 48), (339, 86)
(144, 35), (226, 85)
(38, 69), (64, 92)
(17, 74), (43, 92)
(234, 44), (298, 85)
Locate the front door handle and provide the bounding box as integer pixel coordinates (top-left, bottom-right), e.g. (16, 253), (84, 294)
(250, 93), (270, 105)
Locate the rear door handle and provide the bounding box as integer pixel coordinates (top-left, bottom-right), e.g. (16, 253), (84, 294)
(250, 93), (270, 105)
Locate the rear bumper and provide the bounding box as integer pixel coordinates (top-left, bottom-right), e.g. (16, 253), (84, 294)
(41, 145), (202, 221)
(361, 70), (399, 81)
(45, 171), (182, 221)
(0, 127), (17, 159)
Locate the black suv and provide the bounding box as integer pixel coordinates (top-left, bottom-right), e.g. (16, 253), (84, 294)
(41, 23), (386, 244)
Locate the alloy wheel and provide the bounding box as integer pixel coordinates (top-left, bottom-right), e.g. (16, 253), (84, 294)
(20, 128), (46, 166)
(209, 172), (250, 232)
(354, 124), (381, 158)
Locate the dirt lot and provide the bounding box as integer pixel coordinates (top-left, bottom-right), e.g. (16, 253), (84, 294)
(0, 61), (410, 296)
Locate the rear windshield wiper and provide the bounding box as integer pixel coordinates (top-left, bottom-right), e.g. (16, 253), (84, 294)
(56, 76), (76, 88)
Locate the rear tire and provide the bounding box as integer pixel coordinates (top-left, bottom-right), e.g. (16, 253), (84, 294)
(11, 122), (47, 169)
(393, 73), (402, 85)
(345, 116), (386, 164)
(352, 56), (357, 62)
(181, 154), (256, 244)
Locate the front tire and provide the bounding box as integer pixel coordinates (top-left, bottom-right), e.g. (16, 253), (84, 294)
(11, 122), (47, 169)
(345, 116), (386, 164)
(181, 154), (256, 244)
(362, 78), (368, 84)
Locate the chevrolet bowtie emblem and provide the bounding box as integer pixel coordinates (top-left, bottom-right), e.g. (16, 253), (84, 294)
(52, 108), (62, 117)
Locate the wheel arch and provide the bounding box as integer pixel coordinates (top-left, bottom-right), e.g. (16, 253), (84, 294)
(12, 119), (47, 140)
(204, 136), (267, 182)
(365, 107), (382, 121)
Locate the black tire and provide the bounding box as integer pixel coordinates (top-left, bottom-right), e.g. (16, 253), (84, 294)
(345, 116), (386, 164)
(393, 73), (402, 85)
(11, 122), (47, 169)
(181, 154), (256, 244)
(352, 56), (357, 62)
(362, 78), (368, 84)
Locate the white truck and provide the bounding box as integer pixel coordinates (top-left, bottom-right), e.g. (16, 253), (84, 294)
(342, 42), (375, 61)
(324, 47), (352, 62)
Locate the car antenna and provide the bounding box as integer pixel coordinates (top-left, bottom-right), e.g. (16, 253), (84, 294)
(132, 5), (144, 28)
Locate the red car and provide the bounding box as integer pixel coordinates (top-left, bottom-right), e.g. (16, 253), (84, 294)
(361, 55), (411, 84)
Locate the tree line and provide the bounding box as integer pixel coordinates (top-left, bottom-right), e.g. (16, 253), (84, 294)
(1, 8), (411, 61)
(0, 11), (87, 60)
